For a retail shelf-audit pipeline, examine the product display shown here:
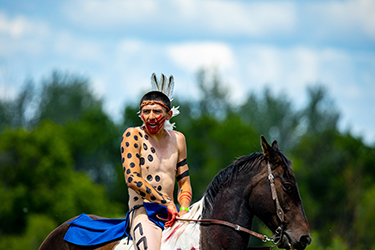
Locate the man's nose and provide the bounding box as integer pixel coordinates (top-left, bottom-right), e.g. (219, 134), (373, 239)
(149, 111), (156, 119)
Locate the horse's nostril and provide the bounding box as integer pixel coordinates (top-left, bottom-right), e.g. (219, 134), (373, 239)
(300, 234), (312, 246)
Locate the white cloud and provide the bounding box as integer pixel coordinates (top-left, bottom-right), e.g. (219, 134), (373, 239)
(306, 0), (375, 39)
(238, 45), (371, 107)
(167, 42), (235, 73)
(0, 11), (49, 38)
(0, 11), (50, 58)
(63, 0), (296, 37)
(52, 31), (105, 62)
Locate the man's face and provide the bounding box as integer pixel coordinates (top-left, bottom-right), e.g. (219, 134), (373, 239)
(140, 103), (171, 134)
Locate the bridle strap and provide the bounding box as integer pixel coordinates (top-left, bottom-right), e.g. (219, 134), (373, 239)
(156, 214), (268, 241)
(175, 217), (268, 241)
(267, 162), (285, 223)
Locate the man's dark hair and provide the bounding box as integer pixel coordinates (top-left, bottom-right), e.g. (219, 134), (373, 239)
(140, 91), (171, 111)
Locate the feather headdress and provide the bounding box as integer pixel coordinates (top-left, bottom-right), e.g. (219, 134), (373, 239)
(140, 73), (180, 131)
(151, 73), (175, 101)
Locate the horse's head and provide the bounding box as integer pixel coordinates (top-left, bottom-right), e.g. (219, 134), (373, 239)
(248, 136), (311, 249)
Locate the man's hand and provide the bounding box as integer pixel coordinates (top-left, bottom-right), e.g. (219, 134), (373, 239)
(165, 203), (179, 227)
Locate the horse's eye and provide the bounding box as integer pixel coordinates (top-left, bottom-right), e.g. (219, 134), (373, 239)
(283, 183), (293, 193)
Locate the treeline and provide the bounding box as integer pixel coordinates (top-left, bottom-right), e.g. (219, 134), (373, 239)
(0, 70), (374, 249)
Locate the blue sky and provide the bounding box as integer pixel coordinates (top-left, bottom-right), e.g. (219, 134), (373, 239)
(1, 0), (374, 144)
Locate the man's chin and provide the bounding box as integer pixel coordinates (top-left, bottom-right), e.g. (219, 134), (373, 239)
(145, 124), (162, 134)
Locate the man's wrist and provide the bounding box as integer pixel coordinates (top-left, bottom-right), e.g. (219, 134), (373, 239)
(180, 206), (189, 212)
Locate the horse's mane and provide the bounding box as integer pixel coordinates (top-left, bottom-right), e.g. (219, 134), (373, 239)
(203, 152), (264, 210)
(203, 150), (293, 210)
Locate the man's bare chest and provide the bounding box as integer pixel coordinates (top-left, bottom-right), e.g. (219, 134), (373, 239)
(138, 132), (178, 174)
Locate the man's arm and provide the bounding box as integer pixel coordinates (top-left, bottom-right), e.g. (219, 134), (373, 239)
(121, 128), (173, 206)
(176, 133), (192, 216)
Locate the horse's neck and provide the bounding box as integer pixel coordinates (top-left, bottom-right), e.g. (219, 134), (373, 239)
(203, 175), (254, 228)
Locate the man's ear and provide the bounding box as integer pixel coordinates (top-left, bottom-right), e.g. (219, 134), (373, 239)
(167, 110), (173, 120)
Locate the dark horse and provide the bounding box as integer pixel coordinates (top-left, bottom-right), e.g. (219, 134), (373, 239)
(39, 136), (311, 250)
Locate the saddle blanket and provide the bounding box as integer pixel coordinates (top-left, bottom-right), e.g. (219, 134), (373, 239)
(64, 202), (170, 246)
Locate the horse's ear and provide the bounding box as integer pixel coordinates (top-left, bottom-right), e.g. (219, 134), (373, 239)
(271, 140), (280, 151)
(261, 135), (277, 161)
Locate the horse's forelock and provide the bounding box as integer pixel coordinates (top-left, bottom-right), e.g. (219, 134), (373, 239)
(271, 149), (296, 182)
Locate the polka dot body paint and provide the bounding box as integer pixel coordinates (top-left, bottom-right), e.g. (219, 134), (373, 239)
(121, 126), (180, 209)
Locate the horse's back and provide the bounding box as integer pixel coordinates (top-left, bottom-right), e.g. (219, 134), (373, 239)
(38, 216), (75, 250)
(39, 214), (113, 250)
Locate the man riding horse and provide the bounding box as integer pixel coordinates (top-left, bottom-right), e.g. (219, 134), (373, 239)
(64, 73), (192, 250)
(120, 73), (192, 250)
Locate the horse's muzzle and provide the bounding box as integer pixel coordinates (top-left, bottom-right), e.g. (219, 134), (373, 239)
(278, 233), (311, 250)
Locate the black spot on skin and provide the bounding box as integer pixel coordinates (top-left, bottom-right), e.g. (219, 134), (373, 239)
(146, 187), (151, 194)
(126, 169), (131, 174)
(161, 200), (167, 204)
(122, 158), (125, 163)
(121, 147), (124, 153)
(139, 191), (146, 197)
(127, 153), (132, 159)
(155, 175), (161, 182)
(139, 132), (143, 137)
(150, 196), (156, 201)
(143, 143), (148, 150)
(126, 132), (131, 137)
(134, 197), (139, 202)
(148, 154), (153, 162)
(151, 147), (155, 153)
(130, 162), (135, 168)
(147, 175), (153, 182)
(144, 134), (149, 140)
(140, 157), (145, 165)
(136, 153), (140, 158)
(134, 143), (138, 148)
(123, 167), (126, 172)
(134, 172), (141, 177)
(134, 135), (138, 141)
(157, 186), (162, 191)
(136, 182), (143, 188)
(128, 177), (133, 183)
(126, 142), (130, 147)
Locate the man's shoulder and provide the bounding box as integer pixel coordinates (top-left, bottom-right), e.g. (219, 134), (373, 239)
(123, 127), (142, 136)
(169, 130), (186, 142)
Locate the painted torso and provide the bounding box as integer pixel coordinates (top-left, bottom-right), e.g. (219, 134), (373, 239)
(125, 126), (180, 209)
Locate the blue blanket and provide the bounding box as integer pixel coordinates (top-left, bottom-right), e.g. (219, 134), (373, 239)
(64, 202), (170, 246)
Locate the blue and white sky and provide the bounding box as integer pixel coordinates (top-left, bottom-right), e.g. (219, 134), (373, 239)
(1, 0), (374, 144)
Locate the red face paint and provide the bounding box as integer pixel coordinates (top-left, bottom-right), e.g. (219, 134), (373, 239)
(141, 111), (168, 134)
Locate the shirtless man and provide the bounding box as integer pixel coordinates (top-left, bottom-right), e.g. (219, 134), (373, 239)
(120, 90), (192, 250)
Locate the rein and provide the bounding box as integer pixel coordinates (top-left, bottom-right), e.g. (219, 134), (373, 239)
(160, 160), (288, 248)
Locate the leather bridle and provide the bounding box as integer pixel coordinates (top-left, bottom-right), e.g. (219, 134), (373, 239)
(163, 160), (289, 248)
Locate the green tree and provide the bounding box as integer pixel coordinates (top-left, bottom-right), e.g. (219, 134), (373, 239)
(35, 71), (103, 125)
(0, 80), (35, 130)
(300, 85), (340, 136)
(238, 87), (300, 150)
(0, 121), (122, 237)
(291, 89), (375, 250)
(196, 68), (231, 118)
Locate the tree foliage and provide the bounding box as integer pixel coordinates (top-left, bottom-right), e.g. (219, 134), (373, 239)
(0, 121), (122, 237)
